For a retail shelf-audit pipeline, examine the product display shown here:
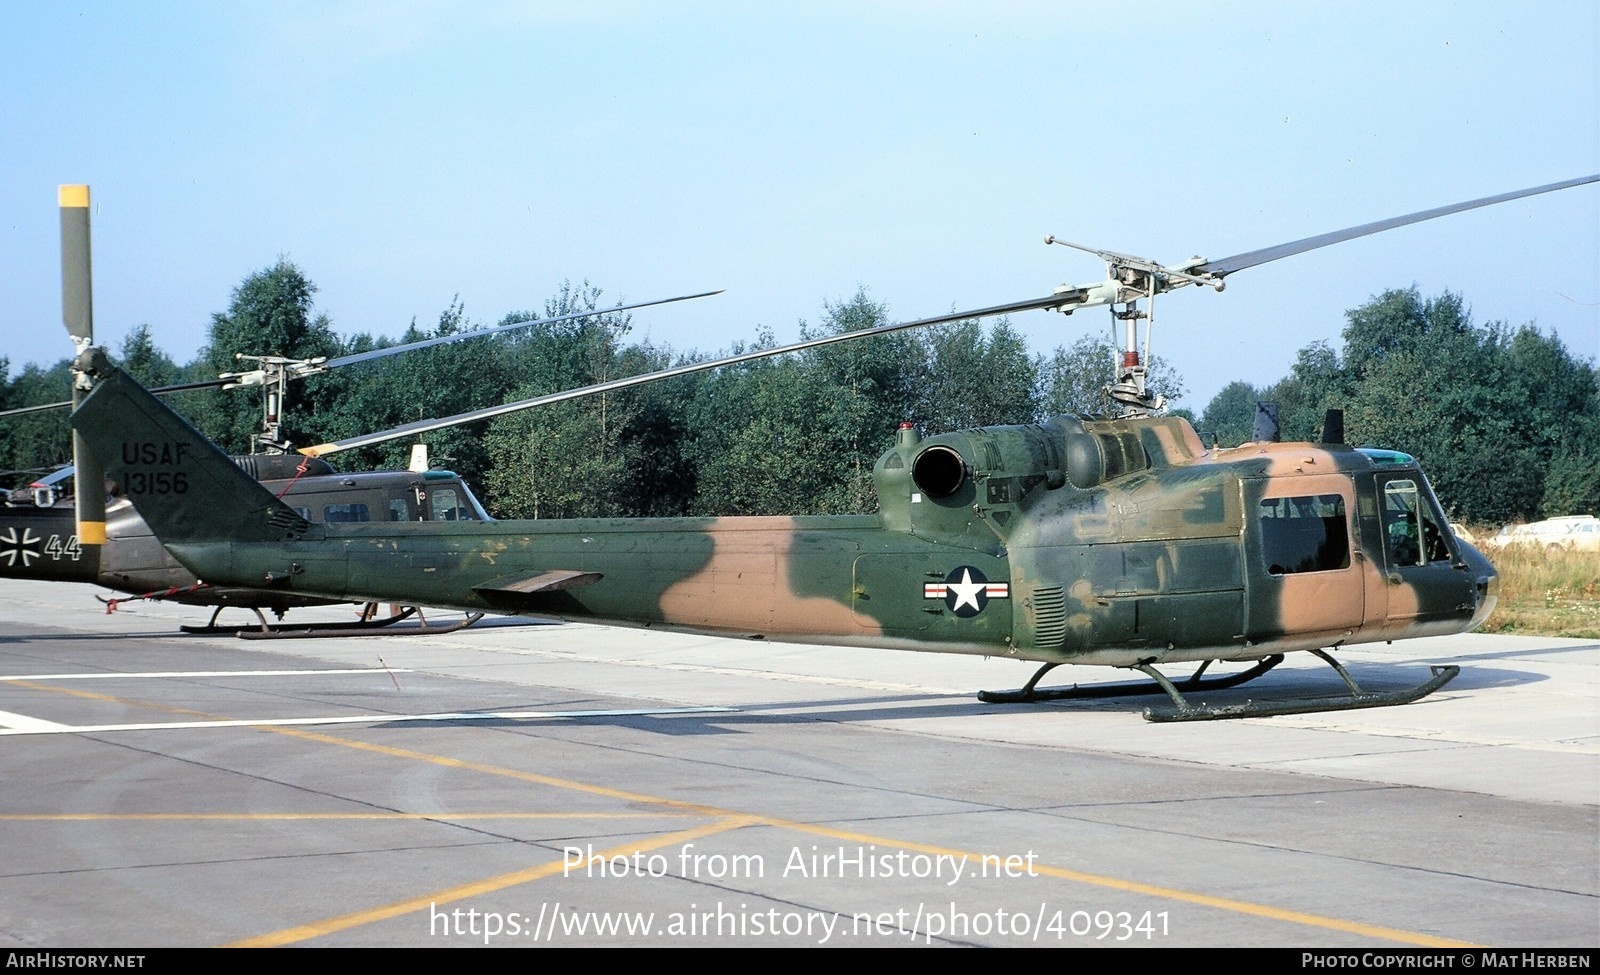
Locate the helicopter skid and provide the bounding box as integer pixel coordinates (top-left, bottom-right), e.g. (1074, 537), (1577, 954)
(979, 649), (1460, 721)
(1140, 650), (1460, 722)
(180, 604), (412, 636)
(177, 605), (487, 640)
(977, 654), (1285, 705)
(233, 608), (488, 640)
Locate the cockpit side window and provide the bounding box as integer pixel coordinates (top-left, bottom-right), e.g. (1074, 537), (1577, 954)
(429, 488), (474, 522)
(1381, 478), (1450, 567)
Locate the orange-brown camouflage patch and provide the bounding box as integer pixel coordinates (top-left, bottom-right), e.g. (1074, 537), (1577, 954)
(1253, 469), (1366, 635)
(657, 517), (873, 637)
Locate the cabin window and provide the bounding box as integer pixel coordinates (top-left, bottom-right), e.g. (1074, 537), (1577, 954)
(323, 503), (371, 523)
(429, 488), (473, 522)
(388, 499), (411, 521)
(1258, 494), (1350, 574)
(1381, 479), (1449, 567)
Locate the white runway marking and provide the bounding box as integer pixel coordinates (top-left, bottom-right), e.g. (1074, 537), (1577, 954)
(0, 706), (735, 736)
(0, 709), (71, 733)
(0, 668), (412, 681)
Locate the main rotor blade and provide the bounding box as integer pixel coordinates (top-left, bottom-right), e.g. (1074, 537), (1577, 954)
(0, 399), (75, 420)
(1196, 174), (1600, 278)
(1, 292), (723, 422)
(320, 289), (724, 370)
(0, 376), (234, 421)
(300, 292), (1075, 457)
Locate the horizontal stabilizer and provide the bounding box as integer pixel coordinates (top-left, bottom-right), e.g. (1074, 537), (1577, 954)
(472, 570), (603, 610)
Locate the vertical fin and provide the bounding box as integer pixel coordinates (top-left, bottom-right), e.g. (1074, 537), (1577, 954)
(70, 363), (315, 546)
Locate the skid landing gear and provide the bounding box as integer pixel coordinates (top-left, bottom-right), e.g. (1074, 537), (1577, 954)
(180, 604), (486, 640)
(979, 650), (1460, 721)
(979, 655), (1284, 705)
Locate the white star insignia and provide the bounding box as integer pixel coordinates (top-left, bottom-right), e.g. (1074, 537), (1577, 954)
(946, 567), (986, 613)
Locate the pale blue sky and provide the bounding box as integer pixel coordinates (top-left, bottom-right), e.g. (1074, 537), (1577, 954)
(3, 1), (1596, 412)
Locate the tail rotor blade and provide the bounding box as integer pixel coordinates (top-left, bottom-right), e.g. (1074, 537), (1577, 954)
(60, 184), (105, 546)
(60, 185), (94, 346)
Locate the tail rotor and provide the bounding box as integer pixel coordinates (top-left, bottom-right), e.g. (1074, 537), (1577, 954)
(60, 184), (106, 548)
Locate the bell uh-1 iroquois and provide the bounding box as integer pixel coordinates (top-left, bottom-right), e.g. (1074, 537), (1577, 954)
(0, 452), (499, 635)
(2, 185), (720, 635)
(68, 175), (1597, 720)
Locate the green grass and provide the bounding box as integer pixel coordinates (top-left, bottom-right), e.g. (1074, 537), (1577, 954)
(1476, 544), (1600, 639)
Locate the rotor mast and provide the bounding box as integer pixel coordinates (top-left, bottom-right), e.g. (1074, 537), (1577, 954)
(1043, 236), (1223, 416)
(221, 353), (327, 453)
(1037, 174), (1600, 415)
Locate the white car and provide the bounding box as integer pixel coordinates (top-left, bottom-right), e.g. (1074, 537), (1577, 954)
(1485, 515), (1600, 553)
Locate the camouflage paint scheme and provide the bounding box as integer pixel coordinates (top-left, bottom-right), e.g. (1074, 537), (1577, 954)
(72, 366), (1498, 668)
(0, 454), (488, 613)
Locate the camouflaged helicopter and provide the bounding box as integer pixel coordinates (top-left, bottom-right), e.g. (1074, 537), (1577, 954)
(3, 185), (718, 635)
(67, 175), (1597, 719)
(0, 450), (501, 635)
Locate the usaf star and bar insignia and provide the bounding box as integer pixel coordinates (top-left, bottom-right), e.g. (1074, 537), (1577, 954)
(923, 565), (1010, 618)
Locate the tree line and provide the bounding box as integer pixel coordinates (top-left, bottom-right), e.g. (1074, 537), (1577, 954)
(1196, 287), (1598, 524)
(2, 261), (1594, 523)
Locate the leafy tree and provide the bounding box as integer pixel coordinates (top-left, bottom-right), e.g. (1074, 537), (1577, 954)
(117, 325), (178, 387)
(1542, 437), (1600, 517)
(685, 349), (857, 515)
(189, 259), (341, 453)
(913, 318), (1039, 431)
(317, 298), (520, 486)
(1341, 288), (1474, 380)
(1038, 333), (1186, 418)
(1345, 344), (1543, 522)
(202, 258), (341, 368)
(679, 291), (913, 517)
(480, 284), (645, 518)
(483, 399), (633, 518)
(0, 360), (73, 478)
(1229, 286), (1600, 523)
(611, 342), (704, 517)
(1196, 380), (1263, 447)
(1037, 334), (1114, 417)
(1515, 328), (1600, 517)
(1260, 341), (1348, 442)
(797, 291), (925, 511)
